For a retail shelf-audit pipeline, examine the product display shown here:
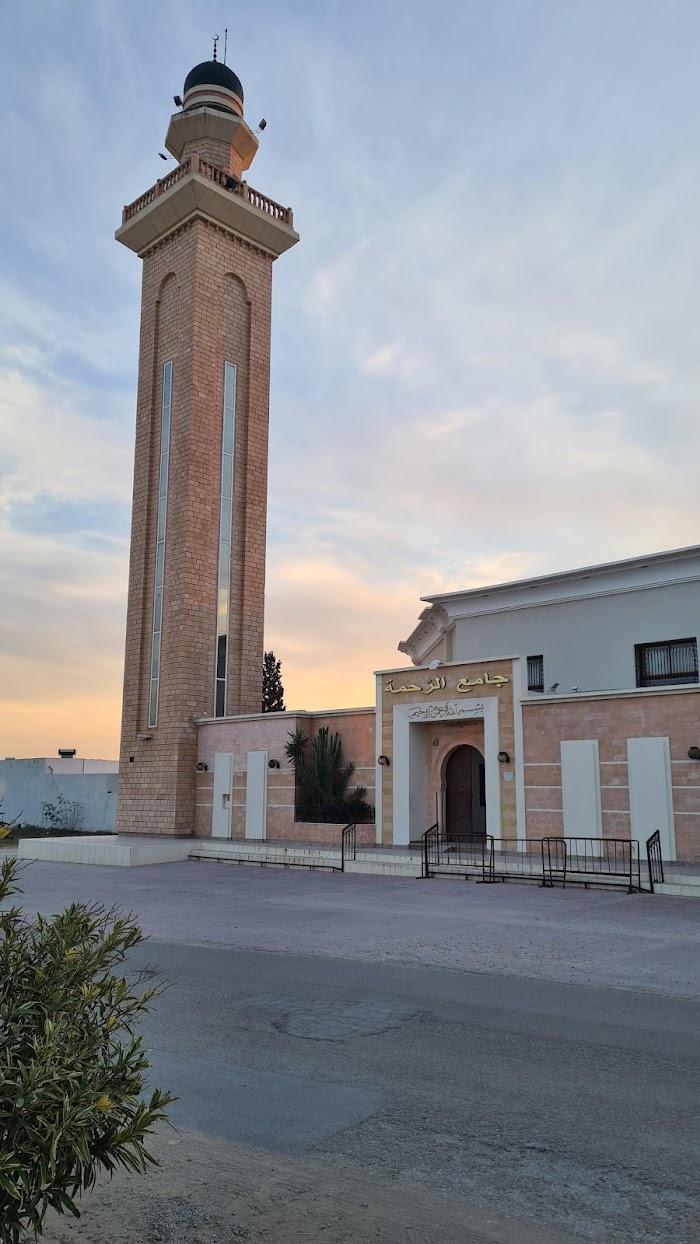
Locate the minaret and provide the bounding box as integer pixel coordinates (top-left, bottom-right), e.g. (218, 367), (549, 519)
(114, 51), (298, 836)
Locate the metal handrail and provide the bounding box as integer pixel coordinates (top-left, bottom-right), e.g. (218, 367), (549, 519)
(341, 823), (356, 872)
(541, 837), (567, 888)
(421, 823), (439, 879)
(542, 837), (641, 892)
(645, 830), (664, 893)
(420, 832), (643, 893)
(422, 826), (494, 882)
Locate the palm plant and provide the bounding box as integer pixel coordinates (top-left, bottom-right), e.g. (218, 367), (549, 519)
(285, 727), (373, 823)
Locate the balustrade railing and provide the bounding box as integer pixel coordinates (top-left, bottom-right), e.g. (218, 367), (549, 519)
(245, 185), (292, 223)
(122, 159), (191, 222)
(122, 152), (293, 228)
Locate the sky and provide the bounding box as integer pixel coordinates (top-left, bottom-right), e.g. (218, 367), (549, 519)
(1, 0), (700, 759)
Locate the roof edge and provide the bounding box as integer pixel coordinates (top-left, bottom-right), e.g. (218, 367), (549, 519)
(421, 543), (700, 606)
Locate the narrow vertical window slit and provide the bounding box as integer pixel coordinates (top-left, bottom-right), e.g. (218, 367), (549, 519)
(148, 361), (172, 728)
(215, 362), (236, 715)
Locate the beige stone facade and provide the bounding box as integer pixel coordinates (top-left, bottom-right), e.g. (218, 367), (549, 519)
(377, 658), (520, 845)
(109, 61), (700, 867)
(115, 63), (297, 837)
(522, 686), (700, 860)
(195, 709), (376, 845)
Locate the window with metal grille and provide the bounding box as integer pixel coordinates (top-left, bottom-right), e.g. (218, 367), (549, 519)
(635, 638), (698, 688)
(527, 654), (544, 693)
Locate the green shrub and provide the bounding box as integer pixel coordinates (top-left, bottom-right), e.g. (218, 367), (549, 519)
(0, 857), (174, 1242)
(285, 726), (374, 823)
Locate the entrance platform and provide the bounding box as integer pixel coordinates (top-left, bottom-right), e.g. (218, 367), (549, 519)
(17, 835), (192, 867)
(13, 833), (700, 896)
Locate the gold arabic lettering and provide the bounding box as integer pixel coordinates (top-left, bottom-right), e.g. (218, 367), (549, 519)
(386, 671), (510, 695)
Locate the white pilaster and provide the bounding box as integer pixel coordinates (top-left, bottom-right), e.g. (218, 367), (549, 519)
(212, 752), (234, 838)
(392, 698), (500, 845)
(245, 750), (268, 840)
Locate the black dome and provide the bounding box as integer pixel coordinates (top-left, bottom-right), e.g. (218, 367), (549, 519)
(183, 60), (244, 104)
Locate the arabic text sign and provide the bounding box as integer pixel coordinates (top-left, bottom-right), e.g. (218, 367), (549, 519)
(408, 700), (486, 721)
(385, 671), (510, 696)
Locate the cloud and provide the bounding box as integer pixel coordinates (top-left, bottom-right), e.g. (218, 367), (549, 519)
(265, 553), (448, 709)
(0, 360), (131, 759)
(0, 519), (127, 758)
(292, 161), (700, 561)
(2, 1), (700, 759)
(0, 367), (132, 510)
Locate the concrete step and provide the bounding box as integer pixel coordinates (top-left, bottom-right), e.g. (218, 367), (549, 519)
(188, 842), (421, 877)
(193, 842), (340, 859)
(653, 875), (700, 898)
(18, 835), (191, 867)
(189, 849), (341, 871)
(344, 859), (419, 877)
(189, 841), (700, 892)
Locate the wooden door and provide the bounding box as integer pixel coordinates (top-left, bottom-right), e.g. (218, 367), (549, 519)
(445, 746), (474, 840)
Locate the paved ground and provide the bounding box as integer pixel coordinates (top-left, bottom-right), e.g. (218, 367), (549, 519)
(14, 859), (700, 995)
(10, 861), (700, 1243)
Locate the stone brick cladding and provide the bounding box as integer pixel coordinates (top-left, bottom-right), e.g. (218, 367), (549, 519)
(276, 822), (376, 846)
(181, 136), (244, 179)
(116, 209), (273, 837)
(193, 710), (376, 842)
(522, 687), (700, 861)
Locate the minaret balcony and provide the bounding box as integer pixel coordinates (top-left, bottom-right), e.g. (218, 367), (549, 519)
(116, 153), (297, 258)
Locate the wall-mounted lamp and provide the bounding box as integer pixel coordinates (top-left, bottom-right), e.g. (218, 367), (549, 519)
(497, 751), (510, 764)
(268, 758), (280, 769)
(196, 761), (208, 772)
(378, 755), (391, 767)
(688, 746), (700, 761)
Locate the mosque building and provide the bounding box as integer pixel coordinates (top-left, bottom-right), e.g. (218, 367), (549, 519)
(15, 47), (699, 870)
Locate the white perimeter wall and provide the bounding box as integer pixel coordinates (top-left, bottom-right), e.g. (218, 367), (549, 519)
(0, 759), (118, 832)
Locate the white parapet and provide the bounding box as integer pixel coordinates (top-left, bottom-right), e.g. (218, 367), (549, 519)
(18, 835), (192, 867)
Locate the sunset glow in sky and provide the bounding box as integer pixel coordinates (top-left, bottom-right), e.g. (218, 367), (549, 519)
(1, 1), (700, 759)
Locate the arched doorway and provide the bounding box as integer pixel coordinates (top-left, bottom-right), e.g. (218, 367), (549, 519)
(445, 745), (486, 840)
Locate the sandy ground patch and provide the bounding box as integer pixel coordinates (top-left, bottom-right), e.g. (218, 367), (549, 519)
(41, 1126), (582, 1244)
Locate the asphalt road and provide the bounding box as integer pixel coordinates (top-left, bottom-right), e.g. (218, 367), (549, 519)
(11, 860), (700, 1242)
(133, 939), (700, 1244)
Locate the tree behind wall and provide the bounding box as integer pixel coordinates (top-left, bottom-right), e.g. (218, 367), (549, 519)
(262, 651), (285, 713)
